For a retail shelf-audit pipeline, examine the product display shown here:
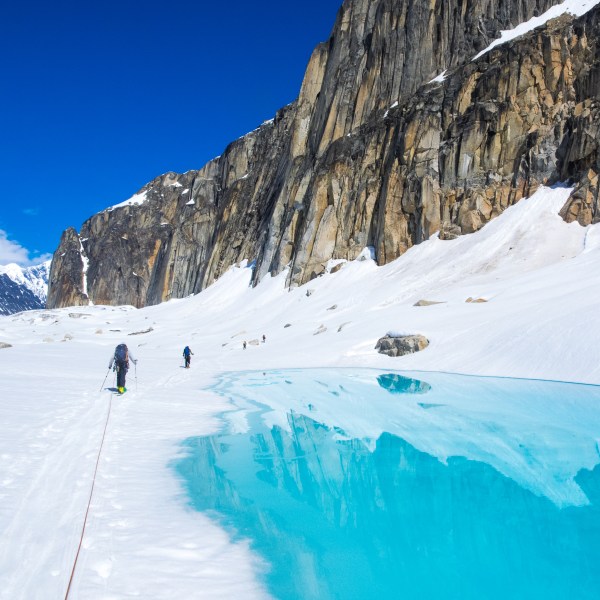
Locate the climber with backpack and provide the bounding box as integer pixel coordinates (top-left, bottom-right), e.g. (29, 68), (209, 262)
(109, 343), (137, 394)
(183, 345), (194, 368)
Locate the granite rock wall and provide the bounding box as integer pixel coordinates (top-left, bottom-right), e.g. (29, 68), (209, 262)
(49, 0), (600, 308)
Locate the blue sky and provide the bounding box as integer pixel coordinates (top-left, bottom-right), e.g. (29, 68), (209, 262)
(0, 0), (342, 266)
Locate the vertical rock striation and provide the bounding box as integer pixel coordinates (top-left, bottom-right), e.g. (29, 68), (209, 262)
(49, 0), (600, 308)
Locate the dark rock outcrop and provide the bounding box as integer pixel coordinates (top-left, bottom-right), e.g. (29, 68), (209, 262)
(375, 334), (429, 356)
(48, 0), (600, 308)
(46, 228), (89, 308)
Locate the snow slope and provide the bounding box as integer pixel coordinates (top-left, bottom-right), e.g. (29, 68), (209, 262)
(1, 186), (600, 598)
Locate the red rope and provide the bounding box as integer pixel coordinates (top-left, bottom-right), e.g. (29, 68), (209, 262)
(64, 394), (113, 599)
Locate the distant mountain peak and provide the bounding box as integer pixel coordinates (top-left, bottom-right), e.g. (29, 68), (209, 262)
(0, 260), (50, 315)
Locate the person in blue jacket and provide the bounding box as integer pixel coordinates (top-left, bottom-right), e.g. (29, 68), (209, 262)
(183, 345), (194, 368)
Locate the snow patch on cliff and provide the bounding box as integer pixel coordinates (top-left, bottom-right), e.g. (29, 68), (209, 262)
(78, 238), (92, 305)
(108, 190), (148, 211)
(473, 0), (600, 60)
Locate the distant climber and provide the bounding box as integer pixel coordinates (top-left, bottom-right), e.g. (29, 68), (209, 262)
(243, 341), (247, 350)
(183, 345), (194, 368)
(262, 334), (266, 343)
(109, 343), (137, 394)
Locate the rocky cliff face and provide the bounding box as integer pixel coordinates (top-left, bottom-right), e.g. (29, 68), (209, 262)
(48, 0), (600, 308)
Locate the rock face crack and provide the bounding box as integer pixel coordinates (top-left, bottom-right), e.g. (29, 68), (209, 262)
(48, 0), (600, 309)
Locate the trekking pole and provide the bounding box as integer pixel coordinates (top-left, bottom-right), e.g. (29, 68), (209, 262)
(99, 367), (111, 392)
(135, 362), (138, 391)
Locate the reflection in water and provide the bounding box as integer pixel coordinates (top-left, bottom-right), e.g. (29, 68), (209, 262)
(175, 410), (600, 599)
(377, 373), (432, 395)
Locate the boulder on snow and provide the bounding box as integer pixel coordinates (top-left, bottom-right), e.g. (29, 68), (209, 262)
(375, 334), (429, 357)
(0, 342), (12, 349)
(465, 297), (488, 303)
(128, 327), (154, 335)
(414, 299), (444, 307)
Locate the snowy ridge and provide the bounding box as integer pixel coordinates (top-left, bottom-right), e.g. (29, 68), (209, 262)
(0, 260), (50, 303)
(473, 0), (600, 60)
(0, 260), (50, 315)
(1, 186), (600, 596)
(107, 190), (148, 211)
(238, 116), (277, 142)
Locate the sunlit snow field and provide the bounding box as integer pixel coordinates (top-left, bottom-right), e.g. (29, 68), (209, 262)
(2, 186), (600, 598)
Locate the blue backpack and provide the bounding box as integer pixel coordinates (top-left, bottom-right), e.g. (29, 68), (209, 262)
(115, 344), (128, 365)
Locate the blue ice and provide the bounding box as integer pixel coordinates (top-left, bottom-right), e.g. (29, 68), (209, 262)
(174, 370), (600, 599)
